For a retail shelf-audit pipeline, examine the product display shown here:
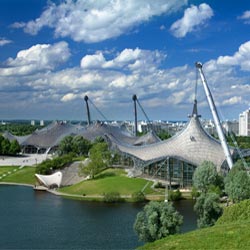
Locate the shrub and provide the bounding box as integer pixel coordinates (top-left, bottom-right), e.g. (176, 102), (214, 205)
(154, 182), (164, 189)
(194, 192), (222, 228)
(131, 191), (146, 202)
(36, 153), (74, 174)
(134, 201), (183, 242)
(103, 192), (123, 203)
(168, 189), (182, 201)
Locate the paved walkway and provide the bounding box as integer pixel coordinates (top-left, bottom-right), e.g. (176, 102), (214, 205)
(0, 154), (49, 167)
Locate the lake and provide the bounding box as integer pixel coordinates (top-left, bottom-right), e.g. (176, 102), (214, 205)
(0, 185), (197, 249)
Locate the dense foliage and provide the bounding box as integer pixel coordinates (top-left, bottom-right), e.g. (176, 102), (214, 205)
(216, 199), (250, 225)
(193, 161), (223, 193)
(156, 130), (171, 140)
(134, 201), (183, 242)
(36, 154), (74, 174)
(0, 135), (21, 155)
(131, 191), (146, 202)
(194, 192), (222, 228)
(168, 189), (182, 201)
(0, 123), (43, 136)
(192, 161), (224, 228)
(103, 192), (123, 202)
(81, 142), (111, 179)
(224, 161), (250, 203)
(58, 135), (91, 156)
(227, 135), (250, 149)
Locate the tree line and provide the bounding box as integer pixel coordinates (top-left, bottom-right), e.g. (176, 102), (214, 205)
(0, 135), (21, 155)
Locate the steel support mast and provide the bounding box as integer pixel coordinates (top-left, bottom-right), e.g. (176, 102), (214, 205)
(195, 62), (233, 169)
(84, 95), (91, 126)
(132, 94), (138, 136)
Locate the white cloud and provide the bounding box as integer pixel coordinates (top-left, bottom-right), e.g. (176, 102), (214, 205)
(0, 41), (70, 76)
(19, 0), (187, 43)
(222, 96), (243, 106)
(80, 53), (106, 69)
(80, 48), (166, 74)
(1, 42), (250, 120)
(170, 3), (213, 38)
(238, 10), (250, 24)
(0, 38), (12, 46)
(61, 93), (78, 102)
(216, 41), (250, 71)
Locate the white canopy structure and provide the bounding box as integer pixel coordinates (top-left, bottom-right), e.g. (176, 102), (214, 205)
(35, 171), (63, 188)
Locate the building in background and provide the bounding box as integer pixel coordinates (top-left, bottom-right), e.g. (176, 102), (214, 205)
(239, 109), (250, 136)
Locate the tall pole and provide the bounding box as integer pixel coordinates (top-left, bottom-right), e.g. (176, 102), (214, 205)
(84, 95), (91, 126)
(132, 94), (138, 136)
(195, 62), (233, 169)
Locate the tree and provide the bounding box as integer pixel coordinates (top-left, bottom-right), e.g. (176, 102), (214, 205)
(224, 163), (250, 203)
(193, 161), (221, 193)
(72, 136), (91, 156)
(82, 142), (111, 179)
(58, 135), (74, 155)
(194, 192), (222, 228)
(133, 201), (183, 242)
(9, 139), (21, 155)
(1, 137), (10, 155)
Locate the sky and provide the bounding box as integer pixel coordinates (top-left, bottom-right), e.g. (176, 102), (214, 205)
(0, 0), (250, 122)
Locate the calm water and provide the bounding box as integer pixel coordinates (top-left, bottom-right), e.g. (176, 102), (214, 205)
(0, 186), (197, 250)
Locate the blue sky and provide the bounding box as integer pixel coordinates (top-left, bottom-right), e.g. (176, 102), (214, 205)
(0, 0), (250, 121)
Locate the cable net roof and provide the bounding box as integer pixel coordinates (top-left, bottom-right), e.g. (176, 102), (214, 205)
(5, 120), (159, 149)
(107, 114), (235, 169)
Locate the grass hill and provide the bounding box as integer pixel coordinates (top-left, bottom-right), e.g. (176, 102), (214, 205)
(59, 168), (156, 198)
(140, 199), (250, 250)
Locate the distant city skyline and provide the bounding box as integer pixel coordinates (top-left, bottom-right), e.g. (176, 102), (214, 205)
(0, 0), (250, 121)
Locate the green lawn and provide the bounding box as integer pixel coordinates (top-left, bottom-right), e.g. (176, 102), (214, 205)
(0, 166), (18, 175)
(139, 220), (250, 250)
(60, 168), (155, 196)
(0, 166), (36, 185)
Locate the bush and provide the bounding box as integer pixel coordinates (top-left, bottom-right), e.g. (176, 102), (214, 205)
(103, 192), (124, 203)
(193, 161), (220, 193)
(191, 187), (200, 199)
(224, 164), (250, 203)
(134, 201), (183, 242)
(131, 191), (146, 202)
(194, 192), (222, 228)
(168, 189), (182, 201)
(36, 153), (74, 174)
(154, 182), (164, 189)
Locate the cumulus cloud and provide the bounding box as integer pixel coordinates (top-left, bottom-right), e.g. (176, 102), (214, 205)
(17, 0), (187, 43)
(216, 41), (250, 71)
(1, 41), (250, 120)
(80, 48), (166, 74)
(0, 38), (12, 46)
(238, 10), (250, 24)
(0, 41), (70, 76)
(170, 3), (213, 38)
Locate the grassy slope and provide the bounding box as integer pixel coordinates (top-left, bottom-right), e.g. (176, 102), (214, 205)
(0, 166), (35, 185)
(60, 168), (155, 196)
(139, 221), (250, 250)
(140, 200), (250, 250)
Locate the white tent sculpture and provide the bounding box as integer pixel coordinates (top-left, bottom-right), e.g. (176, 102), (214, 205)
(35, 171), (63, 188)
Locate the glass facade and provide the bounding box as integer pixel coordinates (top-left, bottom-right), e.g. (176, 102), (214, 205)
(143, 157), (196, 188)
